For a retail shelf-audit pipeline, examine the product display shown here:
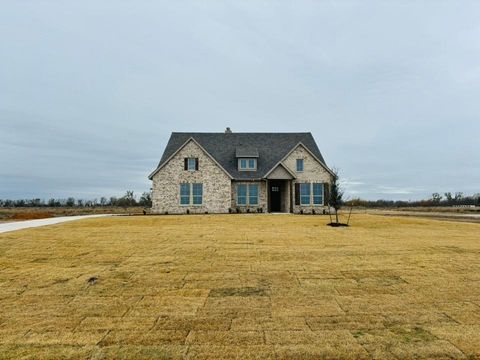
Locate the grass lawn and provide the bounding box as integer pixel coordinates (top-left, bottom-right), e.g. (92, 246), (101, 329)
(0, 214), (479, 359)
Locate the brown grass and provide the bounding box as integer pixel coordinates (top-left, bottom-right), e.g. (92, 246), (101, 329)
(9, 211), (54, 220)
(0, 214), (479, 358)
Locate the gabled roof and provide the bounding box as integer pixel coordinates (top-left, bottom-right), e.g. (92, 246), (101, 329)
(151, 132), (330, 180)
(265, 163), (296, 180)
(148, 137), (233, 180)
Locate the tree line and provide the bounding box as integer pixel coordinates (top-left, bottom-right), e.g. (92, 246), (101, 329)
(0, 191), (152, 208)
(344, 192), (480, 208)
(1, 190), (479, 209)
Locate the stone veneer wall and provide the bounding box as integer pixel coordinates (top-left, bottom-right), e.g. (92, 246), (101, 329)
(230, 180), (267, 212)
(283, 145), (333, 214)
(151, 140), (231, 214)
(280, 181), (291, 213)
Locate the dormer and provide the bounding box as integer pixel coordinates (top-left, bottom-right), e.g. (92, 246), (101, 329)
(236, 146), (259, 171)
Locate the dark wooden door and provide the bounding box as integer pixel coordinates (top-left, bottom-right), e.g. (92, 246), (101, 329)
(269, 181), (282, 212)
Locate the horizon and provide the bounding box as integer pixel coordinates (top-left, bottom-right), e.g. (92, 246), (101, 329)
(1, 1), (479, 201)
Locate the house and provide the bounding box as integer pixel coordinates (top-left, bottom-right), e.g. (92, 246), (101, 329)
(148, 129), (335, 214)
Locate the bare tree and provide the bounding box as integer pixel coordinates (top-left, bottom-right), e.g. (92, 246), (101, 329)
(444, 192), (453, 203)
(139, 191), (152, 207)
(328, 169), (344, 225)
(454, 192), (464, 202)
(431, 193), (442, 204)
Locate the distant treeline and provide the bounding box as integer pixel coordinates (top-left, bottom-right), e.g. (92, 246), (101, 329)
(1, 191), (479, 209)
(344, 192), (480, 208)
(0, 191), (152, 208)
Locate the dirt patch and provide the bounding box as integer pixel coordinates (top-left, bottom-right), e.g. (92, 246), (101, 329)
(389, 325), (436, 343)
(327, 222), (349, 227)
(209, 287), (268, 297)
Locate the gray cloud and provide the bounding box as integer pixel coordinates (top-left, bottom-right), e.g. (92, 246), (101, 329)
(1, 1), (479, 200)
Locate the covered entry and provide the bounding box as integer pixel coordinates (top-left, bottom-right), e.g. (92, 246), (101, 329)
(265, 163), (295, 213)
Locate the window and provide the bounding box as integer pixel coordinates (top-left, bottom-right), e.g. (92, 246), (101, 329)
(185, 158), (198, 171)
(238, 158), (256, 171)
(313, 183), (324, 205)
(180, 183), (190, 205)
(188, 158), (197, 171)
(300, 183), (311, 205)
(192, 183), (203, 205)
(237, 184), (247, 205)
(180, 183), (203, 205)
(296, 159), (304, 172)
(237, 183), (259, 206)
(249, 184), (258, 205)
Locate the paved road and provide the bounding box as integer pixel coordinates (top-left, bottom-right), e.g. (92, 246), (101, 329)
(0, 215), (113, 234)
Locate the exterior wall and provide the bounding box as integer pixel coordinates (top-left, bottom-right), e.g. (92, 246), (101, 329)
(231, 180), (267, 212)
(281, 180), (291, 212)
(283, 145), (333, 214)
(283, 181), (292, 212)
(151, 140), (231, 214)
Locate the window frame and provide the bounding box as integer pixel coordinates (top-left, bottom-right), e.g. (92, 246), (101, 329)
(179, 183), (203, 206)
(237, 184), (247, 205)
(187, 158), (197, 171)
(236, 183), (259, 206)
(296, 159), (304, 172)
(248, 183), (259, 205)
(192, 183), (203, 205)
(180, 183), (190, 205)
(312, 183), (324, 205)
(300, 183), (311, 205)
(238, 158), (257, 171)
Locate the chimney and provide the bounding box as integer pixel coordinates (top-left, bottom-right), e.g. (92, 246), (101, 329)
(225, 127), (232, 133)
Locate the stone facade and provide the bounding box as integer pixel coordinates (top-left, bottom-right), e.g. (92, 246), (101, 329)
(282, 144), (333, 214)
(151, 140), (231, 214)
(151, 141), (333, 215)
(230, 180), (267, 212)
(280, 180), (291, 212)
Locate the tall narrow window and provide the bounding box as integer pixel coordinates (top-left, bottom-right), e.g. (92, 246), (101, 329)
(300, 183), (310, 205)
(180, 183), (190, 205)
(313, 183), (324, 205)
(237, 184), (247, 205)
(192, 183), (203, 205)
(296, 159), (304, 172)
(187, 158), (197, 171)
(249, 184), (259, 205)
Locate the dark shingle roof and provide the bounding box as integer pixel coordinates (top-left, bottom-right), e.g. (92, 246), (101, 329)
(235, 146), (259, 158)
(153, 132), (328, 180)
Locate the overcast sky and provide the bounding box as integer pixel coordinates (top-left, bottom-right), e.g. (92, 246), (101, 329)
(1, 1), (479, 201)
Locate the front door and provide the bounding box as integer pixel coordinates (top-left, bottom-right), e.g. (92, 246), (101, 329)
(269, 181), (282, 212)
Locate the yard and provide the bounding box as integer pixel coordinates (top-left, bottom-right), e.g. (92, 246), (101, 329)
(0, 214), (479, 359)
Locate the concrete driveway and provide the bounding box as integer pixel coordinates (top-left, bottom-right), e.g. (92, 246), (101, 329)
(0, 214), (113, 234)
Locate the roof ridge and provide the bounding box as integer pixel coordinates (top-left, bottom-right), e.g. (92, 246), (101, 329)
(171, 131), (313, 135)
